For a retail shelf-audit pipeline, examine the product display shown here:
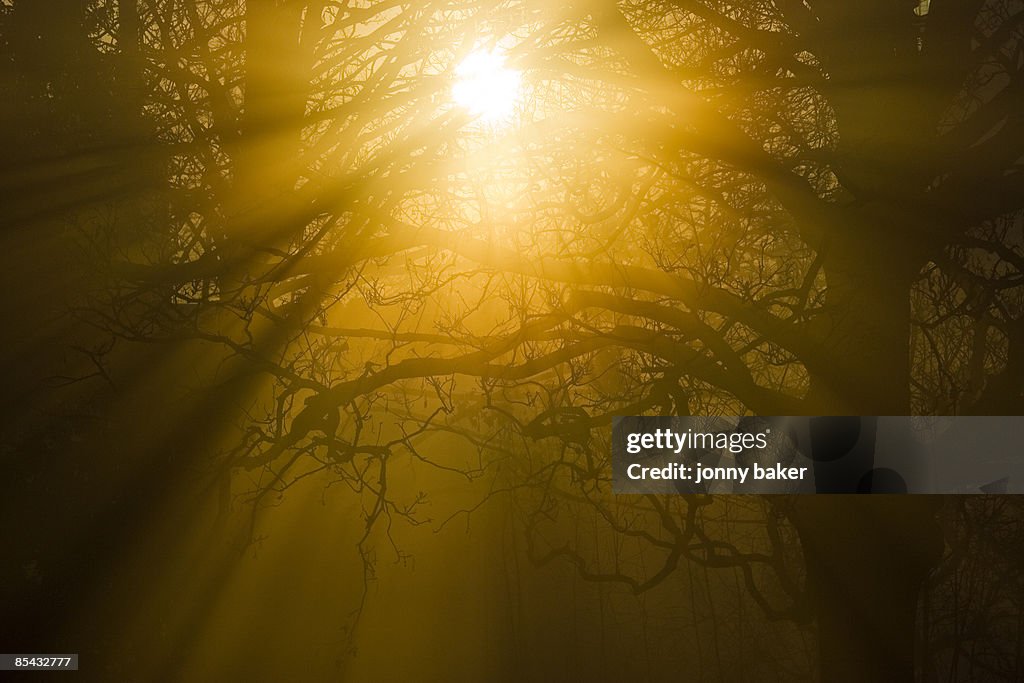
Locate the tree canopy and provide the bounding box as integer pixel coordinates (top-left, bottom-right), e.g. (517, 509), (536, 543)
(5, 1), (1024, 681)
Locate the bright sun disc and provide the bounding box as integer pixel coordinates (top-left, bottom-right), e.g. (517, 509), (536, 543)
(452, 50), (522, 122)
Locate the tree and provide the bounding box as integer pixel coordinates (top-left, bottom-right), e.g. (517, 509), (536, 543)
(52, 1), (1024, 681)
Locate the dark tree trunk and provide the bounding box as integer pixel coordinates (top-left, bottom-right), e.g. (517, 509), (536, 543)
(792, 496), (943, 683)
(793, 230), (943, 682)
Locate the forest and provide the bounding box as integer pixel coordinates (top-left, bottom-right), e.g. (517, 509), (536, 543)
(2, 1), (1024, 681)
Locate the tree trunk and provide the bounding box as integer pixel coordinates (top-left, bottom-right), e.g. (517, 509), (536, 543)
(793, 231), (944, 682)
(791, 496), (943, 683)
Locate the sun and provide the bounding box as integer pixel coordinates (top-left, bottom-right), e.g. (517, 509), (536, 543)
(452, 49), (523, 123)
